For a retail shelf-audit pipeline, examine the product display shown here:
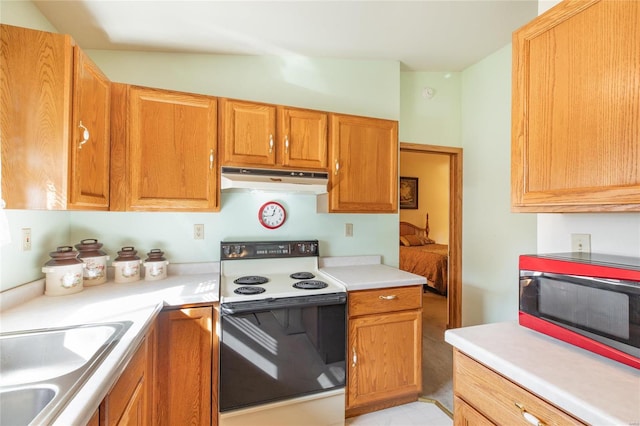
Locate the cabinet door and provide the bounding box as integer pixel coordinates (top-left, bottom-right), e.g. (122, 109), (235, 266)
(328, 114), (398, 213)
(278, 107), (328, 170)
(69, 46), (110, 209)
(347, 309), (422, 410)
(102, 333), (151, 426)
(126, 86), (218, 211)
(220, 98), (277, 167)
(0, 24), (73, 210)
(86, 409), (100, 426)
(156, 307), (213, 426)
(511, 0), (640, 212)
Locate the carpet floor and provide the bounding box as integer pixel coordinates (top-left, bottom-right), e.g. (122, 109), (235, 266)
(420, 292), (453, 414)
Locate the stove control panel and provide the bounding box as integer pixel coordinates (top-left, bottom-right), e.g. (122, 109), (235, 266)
(221, 240), (319, 260)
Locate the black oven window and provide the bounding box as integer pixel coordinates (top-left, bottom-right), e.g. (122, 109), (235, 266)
(219, 303), (346, 412)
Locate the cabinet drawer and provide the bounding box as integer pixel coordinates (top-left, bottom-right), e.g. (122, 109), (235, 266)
(454, 396), (494, 426)
(454, 350), (586, 425)
(349, 285), (421, 317)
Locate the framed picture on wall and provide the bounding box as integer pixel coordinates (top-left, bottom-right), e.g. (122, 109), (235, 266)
(400, 177), (418, 209)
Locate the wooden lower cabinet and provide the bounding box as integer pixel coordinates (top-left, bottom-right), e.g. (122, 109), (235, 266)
(100, 323), (156, 426)
(87, 409), (100, 426)
(346, 285), (422, 417)
(454, 396), (494, 426)
(453, 349), (586, 425)
(155, 306), (215, 426)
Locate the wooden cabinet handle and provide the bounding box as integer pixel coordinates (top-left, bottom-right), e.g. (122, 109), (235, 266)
(351, 346), (357, 367)
(78, 121), (90, 149)
(334, 160), (340, 175)
(515, 402), (546, 426)
(209, 149), (214, 170)
(269, 134), (274, 154)
(284, 135), (289, 154)
(379, 295), (398, 300)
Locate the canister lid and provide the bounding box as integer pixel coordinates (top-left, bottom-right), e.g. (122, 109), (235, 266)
(145, 249), (166, 262)
(75, 238), (107, 258)
(45, 246), (83, 266)
(114, 246), (140, 261)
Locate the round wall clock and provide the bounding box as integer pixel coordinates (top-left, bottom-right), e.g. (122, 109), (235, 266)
(258, 201), (287, 229)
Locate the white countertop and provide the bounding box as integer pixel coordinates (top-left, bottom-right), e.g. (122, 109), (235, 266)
(0, 256), (420, 424)
(0, 270), (219, 425)
(321, 263), (426, 291)
(445, 322), (640, 425)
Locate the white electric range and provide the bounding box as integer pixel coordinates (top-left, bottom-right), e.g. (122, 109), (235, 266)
(218, 240), (347, 426)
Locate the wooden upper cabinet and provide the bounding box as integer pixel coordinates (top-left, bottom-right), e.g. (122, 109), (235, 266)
(219, 98), (328, 170)
(511, 0), (640, 212)
(69, 47), (111, 209)
(111, 85), (219, 212)
(220, 99), (276, 167)
(278, 107), (328, 170)
(324, 114), (398, 213)
(0, 24), (110, 210)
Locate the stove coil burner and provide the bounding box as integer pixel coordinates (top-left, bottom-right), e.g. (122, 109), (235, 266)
(290, 272), (315, 280)
(234, 276), (268, 285)
(293, 280), (329, 290)
(234, 286), (266, 295)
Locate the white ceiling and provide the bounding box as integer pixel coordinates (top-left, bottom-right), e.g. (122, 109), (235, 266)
(33, 0), (539, 72)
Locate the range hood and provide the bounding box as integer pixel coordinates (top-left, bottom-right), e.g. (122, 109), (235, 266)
(221, 167), (328, 194)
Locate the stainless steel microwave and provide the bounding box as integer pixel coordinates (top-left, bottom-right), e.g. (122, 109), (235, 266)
(519, 253), (640, 369)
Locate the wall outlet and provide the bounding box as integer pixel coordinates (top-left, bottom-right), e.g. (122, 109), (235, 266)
(345, 223), (353, 237)
(194, 224), (204, 240)
(22, 228), (32, 251)
(571, 233), (591, 253)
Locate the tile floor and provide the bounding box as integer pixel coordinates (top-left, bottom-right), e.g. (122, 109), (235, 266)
(345, 399), (453, 426)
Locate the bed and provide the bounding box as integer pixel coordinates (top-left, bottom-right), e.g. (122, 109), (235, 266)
(399, 214), (449, 295)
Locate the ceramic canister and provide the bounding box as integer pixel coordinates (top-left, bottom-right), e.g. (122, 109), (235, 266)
(112, 246), (141, 283)
(75, 238), (110, 286)
(42, 246), (85, 296)
(143, 249), (169, 281)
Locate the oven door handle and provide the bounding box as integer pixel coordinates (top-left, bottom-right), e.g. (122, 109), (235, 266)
(220, 292), (347, 315)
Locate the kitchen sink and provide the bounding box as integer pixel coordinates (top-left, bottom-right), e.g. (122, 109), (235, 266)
(0, 321), (132, 424)
(0, 386), (57, 425)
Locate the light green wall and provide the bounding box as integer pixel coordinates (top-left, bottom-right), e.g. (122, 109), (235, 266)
(0, 0), (401, 291)
(0, 0), (56, 32)
(399, 72), (461, 146)
(460, 44), (536, 325)
(87, 50), (399, 120)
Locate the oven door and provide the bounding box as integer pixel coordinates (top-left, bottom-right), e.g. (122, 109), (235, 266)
(219, 293), (347, 413)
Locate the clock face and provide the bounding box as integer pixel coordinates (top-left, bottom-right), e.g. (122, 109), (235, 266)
(258, 201), (286, 229)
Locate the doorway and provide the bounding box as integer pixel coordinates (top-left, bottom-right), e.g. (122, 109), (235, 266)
(400, 142), (462, 329)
